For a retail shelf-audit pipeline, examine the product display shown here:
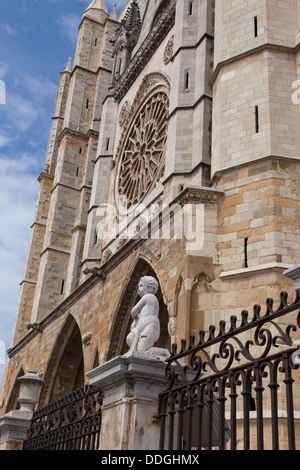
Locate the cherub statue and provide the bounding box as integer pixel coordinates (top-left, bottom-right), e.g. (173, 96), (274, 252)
(126, 276), (169, 359)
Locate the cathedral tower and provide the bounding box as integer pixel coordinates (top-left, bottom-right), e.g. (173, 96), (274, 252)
(9, 1), (119, 344)
(212, 0), (300, 317)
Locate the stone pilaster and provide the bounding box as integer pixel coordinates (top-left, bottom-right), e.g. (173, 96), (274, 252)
(86, 354), (168, 450)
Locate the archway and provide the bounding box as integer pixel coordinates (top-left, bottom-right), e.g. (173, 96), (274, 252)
(40, 315), (84, 406)
(5, 367), (25, 413)
(107, 258), (170, 360)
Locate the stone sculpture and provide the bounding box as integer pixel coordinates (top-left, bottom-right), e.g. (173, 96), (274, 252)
(126, 276), (169, 360)
(83, 267), (106, 280)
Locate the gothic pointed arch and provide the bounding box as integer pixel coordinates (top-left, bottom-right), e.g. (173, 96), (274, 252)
(5, 366), (25, 413)
(106, 256), (170, 360)
(39, 314), (84, 407)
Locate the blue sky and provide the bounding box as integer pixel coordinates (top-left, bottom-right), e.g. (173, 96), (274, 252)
(0, 0), (129, 388)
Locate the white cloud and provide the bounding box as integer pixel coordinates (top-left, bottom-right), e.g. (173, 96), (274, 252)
(5, 92), (44, 133)
(0, 153), (40, 350)
(0, 23), (17, 36)
(14, 74), (57, 102)
(56, 13), (81, 44)
(0, 153), (40, 389)
(0, 61), (9, 80)
(0, 133), (11, 148)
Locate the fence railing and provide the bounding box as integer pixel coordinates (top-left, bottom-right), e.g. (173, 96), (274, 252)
(157, 291), (300, 450)
(23, 384), (103, 450)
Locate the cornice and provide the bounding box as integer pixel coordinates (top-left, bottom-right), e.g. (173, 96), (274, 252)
(57, 127), (99, 147)
(37, 171), (54, 184)
(211, 41), (300, 86)
(210, 154), (300, 184)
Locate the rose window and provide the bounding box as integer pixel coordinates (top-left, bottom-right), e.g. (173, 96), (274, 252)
(116, 91), (169, 210)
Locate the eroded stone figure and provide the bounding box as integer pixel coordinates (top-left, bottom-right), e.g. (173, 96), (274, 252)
(126, 276), (169, 359)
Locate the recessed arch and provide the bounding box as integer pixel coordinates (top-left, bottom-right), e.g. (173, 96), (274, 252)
(39, 314), (84, 407)
(106, 256), (170, 360)
(4, 366), (25, 413)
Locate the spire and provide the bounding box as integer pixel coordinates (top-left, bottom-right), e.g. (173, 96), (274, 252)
(122, 1), (141, 29)
(65, 57), (72, 72)
(83, 0), (108, 15)
(110, 3), (117, 20)
(118, 0), (146, 22)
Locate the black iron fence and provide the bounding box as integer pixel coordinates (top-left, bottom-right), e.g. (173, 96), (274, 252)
(157, 291), (300, 450)
(23, 384), (103, 450)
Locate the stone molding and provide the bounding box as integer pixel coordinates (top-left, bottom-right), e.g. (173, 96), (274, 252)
(113, 0), (176, 102)
(87, 353), (168, 403)
(212, 41), (300, 86)
(56, 127), (99, 148)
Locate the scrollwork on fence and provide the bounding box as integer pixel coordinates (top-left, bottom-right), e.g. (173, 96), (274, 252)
(158, 291), (300, 450)
(23, 384), (103, 450)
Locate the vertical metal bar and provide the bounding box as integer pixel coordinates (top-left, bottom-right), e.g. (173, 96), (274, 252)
(159, 414), (166, 450)
(186, 388), (193, 450)
(177, 410), (184, 450)
(187, 407), (193, 450)
(158, 394), (167, 450)
(269, 365), (279, 451)
(197, 396), (204, 451)
(218, 385), (226, 451)
(177, 391), (185, 451)
(207, 383), (213, 451)
(242, 372), (251, 450)
(229, 373), (237, 450)
(283, 354), (296, 451)
(254, 366), (264, 451)
(168, 410), (175, 450)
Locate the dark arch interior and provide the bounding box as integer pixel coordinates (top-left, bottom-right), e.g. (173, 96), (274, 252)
(5, 367), (25, 412)
(40, 316), (84, 406)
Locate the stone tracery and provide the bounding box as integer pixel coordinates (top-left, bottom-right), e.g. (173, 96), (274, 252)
(116, 89), (169, 210)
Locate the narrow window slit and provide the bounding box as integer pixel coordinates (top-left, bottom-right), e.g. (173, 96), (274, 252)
(185, 71), (190, 90)
(255, 105), (259, 133)
(254, 16), (258, 37)
(244, 238), (249, 268)
(60, 280), (65, 295)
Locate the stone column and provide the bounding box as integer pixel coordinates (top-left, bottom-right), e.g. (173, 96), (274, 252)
(0, 372), (44, 450)
(86, 354), (168, 450)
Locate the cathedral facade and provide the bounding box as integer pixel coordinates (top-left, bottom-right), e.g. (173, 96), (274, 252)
(1, 0), (300, 450)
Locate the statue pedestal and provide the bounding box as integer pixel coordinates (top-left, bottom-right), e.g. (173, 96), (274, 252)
(86, 353), (168, 450)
